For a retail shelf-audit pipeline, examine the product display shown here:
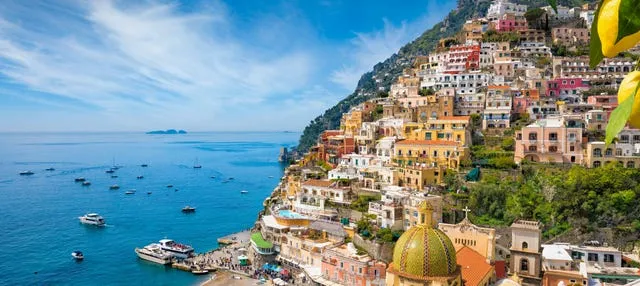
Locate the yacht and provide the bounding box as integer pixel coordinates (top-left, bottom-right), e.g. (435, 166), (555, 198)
(135, 244), (173, 265)
(166, 184), (173, 188)
(74, 177), (86, 182)
(240, 190), (248, 194)
(19, 171), (34, 176)
(79, 213), (105, 226)
(193, 158), (202, 169)
(45, 168), (55, 171)
(82, 181), (91, 186)
(158, 239), (194, 259)
(71, 251), (84, 260)
(105, 169), (115, 174)
(125, 189), (136, 195)
(181, 206), (196, 213)
(109, 185), (120, 190)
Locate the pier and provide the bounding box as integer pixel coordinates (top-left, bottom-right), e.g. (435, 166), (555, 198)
(216, 229), (251, 245)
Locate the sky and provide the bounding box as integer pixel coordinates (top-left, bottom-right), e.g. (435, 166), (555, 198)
(0, 0), (456, 132)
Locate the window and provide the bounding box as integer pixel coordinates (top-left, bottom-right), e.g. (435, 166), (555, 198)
(621, 135), (630, 143)
(340, 262), (344, 268)
(529, 132), (538, 140)
(628, 161), (635, 168)
(570, 146), (575, 152)
(549, 133), (558, 141)
(521, 258), (529, 271)
(594, 161), (601, 167)
(593, 148), (602, 156)
(617, 148), (623, 156)
(604, 254), (615, 263)
(605, 148), (613, 156)
(528, 146), (537, 152)
(522, 242), (528, 250)
(549, 146), (558, 152)
(588, 253), (599, 262)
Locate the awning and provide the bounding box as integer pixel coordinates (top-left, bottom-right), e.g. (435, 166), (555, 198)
(237, 255), (248, 260)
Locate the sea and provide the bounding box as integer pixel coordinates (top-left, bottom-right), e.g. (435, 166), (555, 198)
(0, 132), (299, 286)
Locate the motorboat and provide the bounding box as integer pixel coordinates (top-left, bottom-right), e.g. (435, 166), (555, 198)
(137, 175), (144, 179)
(105, 169), (115, 174)
(82, 181), (91, 186)
(268, 176), (274, 178)
(141, 164), (148, 167)
(191, 267), (208, 275)
(79, 213), (105, 226)
(135, 244), (173, 265)
(210, 176), (216, 179)
(181, 206), (196, 213)
(166, 184), (173, 188)
(111, 175), (118, 178)
(228, 177), (234, 180)
(19, 171), (34, 176)
(74, 177), (86, 182)
(125, 190), (136, 195)
(147, 192), (152, 195)
(71, 251), (84, 260)
(158, 239), (194, 259)
(45, 168), (55, 171)
(240, 190), (248, 194)
(109, 185), (120, 190)
(174, 189), (179, 192)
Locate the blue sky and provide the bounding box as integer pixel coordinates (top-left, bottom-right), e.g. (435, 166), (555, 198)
(0, 0), (456, 132)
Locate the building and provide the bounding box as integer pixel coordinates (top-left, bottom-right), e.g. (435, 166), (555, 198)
(519, 29), (546, 42)
(402, 116), (472, 147)
(457, 246), (496, 286)
(509, 220), (542, 283)
(583, 136), (640, 168)
(487, 0), (528, 20)
(552, 27), (590, 46)
(552, 57), (635, 81)
(321, 243), (387, 286)
(541, 244), (588, 286)
(438, 210), (497, 262)
(385, 201), (462, 285)
(546, 78), (589, 98)
(514, 117), (584, 164)
(393, 139), (468, 170)
(518, 42), (552, 58)
(483, 86), (513, 130)
(495, 13), (528, 32)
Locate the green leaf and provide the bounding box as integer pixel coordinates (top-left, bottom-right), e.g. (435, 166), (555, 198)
(547, 0), (558, 14)
(616, 0), (640, 43)
(605, 83), (640, 145)
(590, 1), (605, 68)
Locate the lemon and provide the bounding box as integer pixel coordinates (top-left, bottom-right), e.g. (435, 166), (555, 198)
(598, 0), (640, 57)
(618, 71), (640, 128)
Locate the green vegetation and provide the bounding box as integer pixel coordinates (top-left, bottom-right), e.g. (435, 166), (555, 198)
(482, 30), (520, 44)
(419, 87), (435, 96)
(251, 232), (273, 248)
(375, 228), (404, 243)
(582, 87), (617, 96)
(350, 195), (381, 212)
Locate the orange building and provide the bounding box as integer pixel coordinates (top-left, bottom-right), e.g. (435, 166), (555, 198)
(321, 243), (387, 286)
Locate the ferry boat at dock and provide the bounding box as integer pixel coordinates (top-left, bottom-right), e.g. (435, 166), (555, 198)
(135, 244), (173, 265)
(79, 213), (105, 226)
(158, 239), (194, 259)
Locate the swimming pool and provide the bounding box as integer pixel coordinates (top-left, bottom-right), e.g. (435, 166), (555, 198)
(278, 210), (306, 219)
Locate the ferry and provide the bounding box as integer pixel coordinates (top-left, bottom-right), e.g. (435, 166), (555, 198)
(79, 213), (105, 226)
(158, 239), (194, 259)
(45, 168), (55, 171)
(19, 171), (34, 176)
(82, 181), (91, 186)
(71, 251), (84, 260)
(181, 206), (196, 213)
(135, 244), (173, 265)
(74, 177), (86, 182)
(109, 185), (120, 190)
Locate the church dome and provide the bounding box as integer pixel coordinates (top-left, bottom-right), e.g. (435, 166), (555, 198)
(389, 201), (458, 279)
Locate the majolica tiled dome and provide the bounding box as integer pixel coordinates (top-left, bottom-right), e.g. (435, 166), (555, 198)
(389, 201), (457, 279)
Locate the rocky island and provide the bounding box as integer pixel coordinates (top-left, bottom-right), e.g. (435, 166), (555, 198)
(145, 129), (187, 135)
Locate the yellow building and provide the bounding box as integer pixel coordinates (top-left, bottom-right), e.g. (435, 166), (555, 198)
(393, 139), (468, 170)
(340, 110), (364, 136)
(403, 116), (472, 147)
(438, 209), (497, 262)
(396, 165), (446, 189)
(386, 201), (462, 286)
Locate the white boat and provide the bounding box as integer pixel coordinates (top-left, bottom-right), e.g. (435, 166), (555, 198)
(135, 244), (173, 265)
(125, 189), (136, 195)
(71, 251), (84, 260)
(158, 239), (194, 259)
(240, 190), (248, 194)
(79, 213), (105, 226)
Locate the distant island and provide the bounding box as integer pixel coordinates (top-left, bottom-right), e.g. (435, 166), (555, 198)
(146, 129), (187, 135)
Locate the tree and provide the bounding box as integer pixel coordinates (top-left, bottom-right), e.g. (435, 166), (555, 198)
(501, 137), (515, 151)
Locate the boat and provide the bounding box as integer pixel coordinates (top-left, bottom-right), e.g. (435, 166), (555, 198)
(74, 177), (86, 182)
(78, 213), (105, 226)
(125, 190), (136, 195)
(137, 175), (144, 179)
(111, 175), (118, 178)
(105, 169), (115, 174)
(191, 267), (209, 275)
(141, 164), (148, 167)
(222, 180), (229, 184)
(240, 190), (248, 194)
(147, 192), (152, 195)
(167, 184), (173, 188)
(268, 176), (274, 178)
(228, 177), (234, 180)
(19, 171), (34, 176)
(158, 239), (195, 259)
(181, 206), (196, 213)
(193, 158), (202, 169)
(45, 168), (55, 171)
(82, 181), (91, 186)
(135, 244), (173, 265)
(210, 176), (216, 179)
(174, 189), (179, 192)
(109, 185), (120, 190)
(71, 251), (84, 260)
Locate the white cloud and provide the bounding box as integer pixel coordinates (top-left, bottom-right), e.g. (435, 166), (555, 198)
(0, 0), (314, 115)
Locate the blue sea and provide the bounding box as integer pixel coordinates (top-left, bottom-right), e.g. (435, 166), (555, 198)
(0, 132), (298, 286)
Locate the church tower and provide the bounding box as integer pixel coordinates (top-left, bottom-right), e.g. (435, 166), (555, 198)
(509, 220), (542, 284)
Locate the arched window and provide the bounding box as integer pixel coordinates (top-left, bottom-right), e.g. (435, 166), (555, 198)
(521, 258), (529, 271)
(522, 242), (528, 250)
(593, 161), (601, 167)
(593, 148), (602, 156)
(628, 161), (635, 168)
(605, 148), (613, 156)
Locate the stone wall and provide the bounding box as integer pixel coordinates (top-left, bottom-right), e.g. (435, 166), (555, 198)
(336, 208), (363, 222)
(353, 234), (395, 263)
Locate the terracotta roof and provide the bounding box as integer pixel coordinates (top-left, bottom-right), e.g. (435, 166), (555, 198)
(302, 179), (333, 187)
(488, 85), (510, 89)
(457, 246), (493, 286)
(395, 140), (459, 146)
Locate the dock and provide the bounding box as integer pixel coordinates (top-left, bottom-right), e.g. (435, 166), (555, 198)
(217, 229), (251, 245)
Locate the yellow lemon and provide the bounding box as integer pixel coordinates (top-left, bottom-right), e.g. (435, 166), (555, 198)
(618, 71), (640, 128)
(598, 0), (640, 57)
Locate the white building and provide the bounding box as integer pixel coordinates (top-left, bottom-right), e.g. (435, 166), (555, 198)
(580, 10), (595, 28)
(518, 42), (552, 58)
(487, 0), (528, 20)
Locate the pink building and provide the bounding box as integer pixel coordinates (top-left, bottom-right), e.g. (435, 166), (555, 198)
(495, 13), (528, 32)
(514, 117), (584, 164)
(546, 78), (589, 97)
(512, 97), (533, 115)
(321, 243), (387, 286)
(587, 95), (618, 109)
